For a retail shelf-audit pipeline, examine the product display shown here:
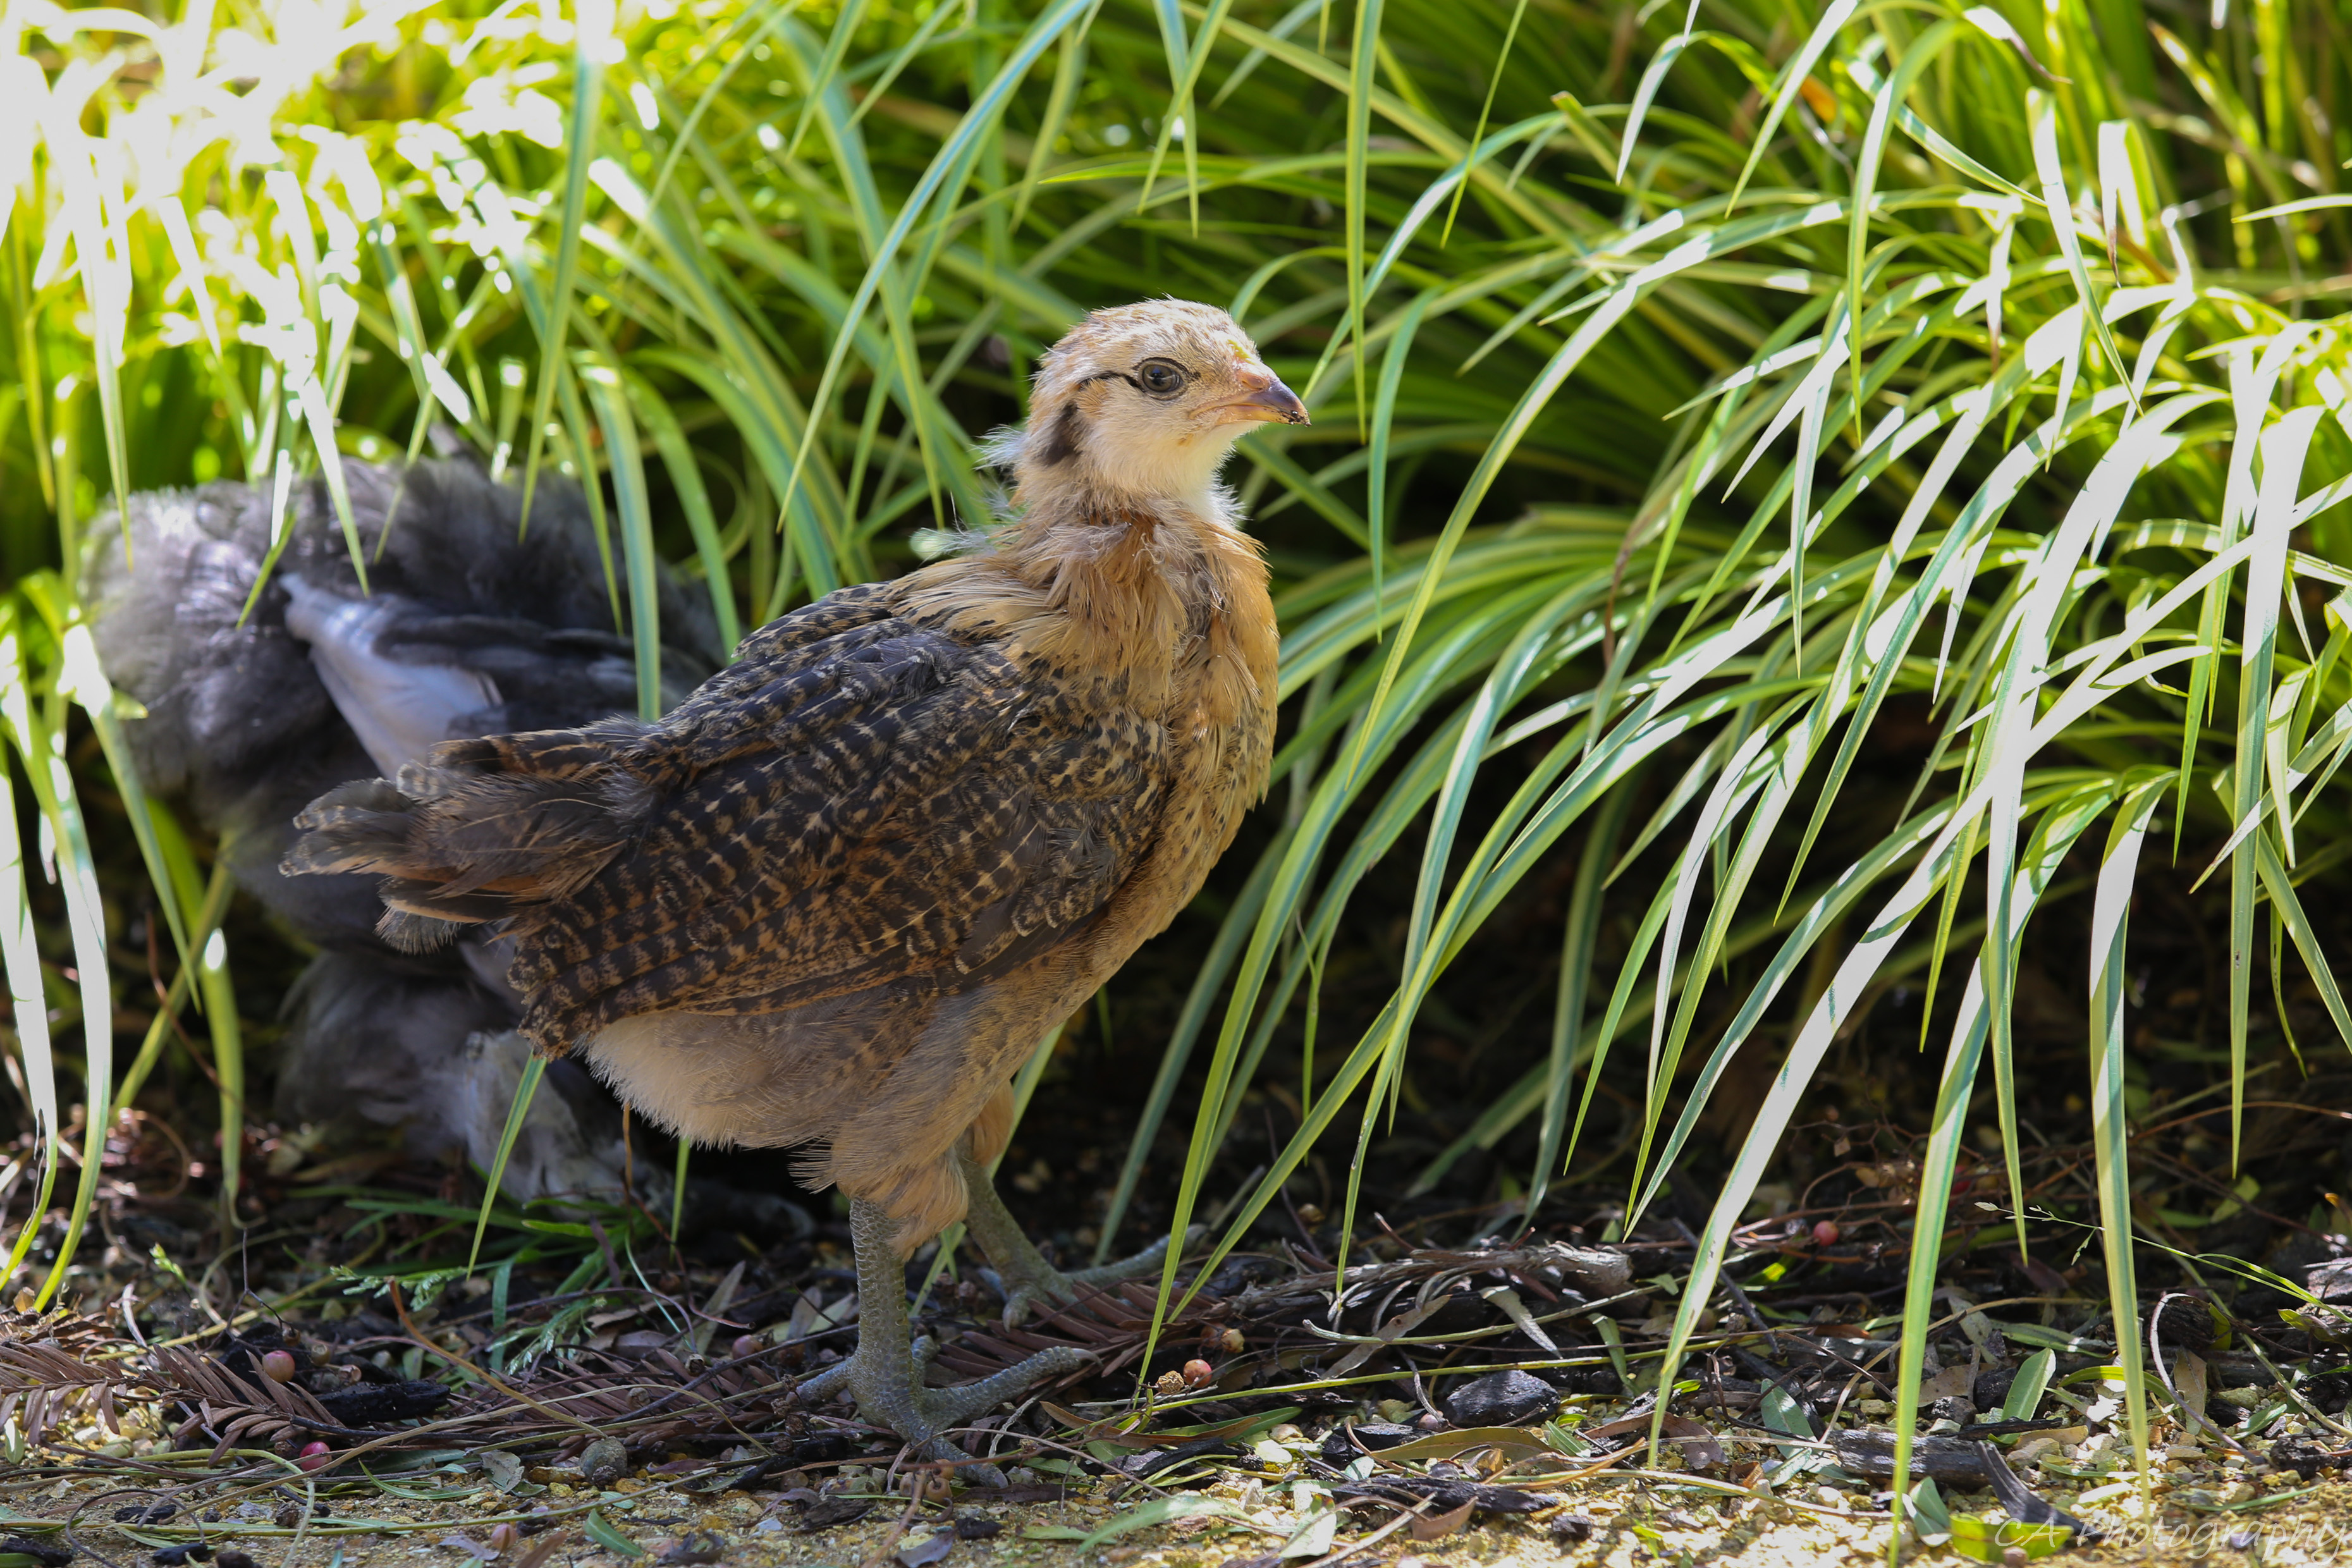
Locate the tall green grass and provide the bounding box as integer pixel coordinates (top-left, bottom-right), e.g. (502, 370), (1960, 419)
(6, 0), (2352, 1531)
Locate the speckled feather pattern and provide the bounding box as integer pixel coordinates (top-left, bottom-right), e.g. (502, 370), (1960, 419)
(287, 302), (1290, 1253)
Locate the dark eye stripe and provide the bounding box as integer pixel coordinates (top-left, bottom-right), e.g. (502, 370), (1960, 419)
(1069, 360), (1191, 396)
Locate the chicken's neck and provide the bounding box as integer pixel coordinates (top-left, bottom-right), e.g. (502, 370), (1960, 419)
(896, 489), (1278, 733)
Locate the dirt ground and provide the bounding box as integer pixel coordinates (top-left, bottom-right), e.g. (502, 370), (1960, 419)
(15, 1430), (2352, 1568)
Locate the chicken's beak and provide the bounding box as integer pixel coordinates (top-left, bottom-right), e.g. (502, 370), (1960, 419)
(1206, 365), (1310, 426)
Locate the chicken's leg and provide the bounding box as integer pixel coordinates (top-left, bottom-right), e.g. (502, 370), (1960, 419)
(958, 1154), (1201, 1327)
(797, 1196), (1090, 1483)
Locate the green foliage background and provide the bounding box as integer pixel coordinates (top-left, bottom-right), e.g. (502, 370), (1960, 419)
(5, 0), (2352, 1510)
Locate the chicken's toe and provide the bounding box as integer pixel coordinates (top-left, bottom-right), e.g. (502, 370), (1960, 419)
(961, 1155), (1200, 1326)
(799, 1197), (1094, 1487)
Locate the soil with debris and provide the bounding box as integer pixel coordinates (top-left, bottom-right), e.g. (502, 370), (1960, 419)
(13, 1459), (2352, 1568)
(8, 1380), (2352, 1568)
(6, 1180), (2352, 1568)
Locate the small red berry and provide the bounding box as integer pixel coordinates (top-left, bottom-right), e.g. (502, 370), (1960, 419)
(260, 1350), (297, 1383)
(731, 1333), (763, 1361)
(1811, 1220), (1841, 1247)
(297, 1441), (333, 1473)
(1182, 1359), (1215, 1389)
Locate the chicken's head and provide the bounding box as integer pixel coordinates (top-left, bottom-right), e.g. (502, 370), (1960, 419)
(1004, 299), (1307, 513)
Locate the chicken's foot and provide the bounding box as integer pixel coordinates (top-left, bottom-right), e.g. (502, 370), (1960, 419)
(797, 1196), (1089, 1485)
(959, 1154), (1202, 1327)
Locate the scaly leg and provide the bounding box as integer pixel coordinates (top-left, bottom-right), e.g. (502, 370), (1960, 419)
(958, 1153), (1201, 1327)
(797, 1196), (1090, 1484)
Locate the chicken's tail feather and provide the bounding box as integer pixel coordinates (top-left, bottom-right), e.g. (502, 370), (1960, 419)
(427, 718), (653, 783)
(285, 732), (653, 946)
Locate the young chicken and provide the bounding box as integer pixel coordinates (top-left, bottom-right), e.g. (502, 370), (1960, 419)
(285, 299), (1305, 1469)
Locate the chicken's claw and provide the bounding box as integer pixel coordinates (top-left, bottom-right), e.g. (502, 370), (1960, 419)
(960, 1155), (1204, 1328)
(796, 1196), (1094, 1487)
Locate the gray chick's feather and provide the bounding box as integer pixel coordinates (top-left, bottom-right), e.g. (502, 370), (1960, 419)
(82, 458), (736, 1204)
(277, 955), (668, 1213)
(81, 458), (724, 948)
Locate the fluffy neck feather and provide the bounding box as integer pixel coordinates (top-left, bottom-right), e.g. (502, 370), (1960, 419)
(896, 463), (1276, 728)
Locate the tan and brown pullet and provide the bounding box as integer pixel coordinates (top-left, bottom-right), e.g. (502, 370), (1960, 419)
(286, 299), (1305, 1473)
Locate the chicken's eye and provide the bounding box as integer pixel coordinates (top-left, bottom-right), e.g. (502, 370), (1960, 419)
(1134, 358), (1188, 398)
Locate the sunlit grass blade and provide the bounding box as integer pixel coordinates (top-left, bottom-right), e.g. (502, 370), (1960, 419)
(517, 4), (606, 524)
(2086, 783), (2164, 1517)
(1341, 0), (1383, 436)
(622, 367), (741, 654)
(2027, 91), (2135, 407)
(2225, 407), (2327, 1156)
(1888, 964), (1990, 1548)
(147, 809), (245, 1240)
(3, 618), (116, 1294)
(769, 0), (1096, 546)
(1364, 288), (1435, 621)
(1725, 0), (1854, 211)
(1011, 1), (1101, 230)
(787, 0), (873, 159)
(1844, 20), (1966, 431)
(469, 1057), (548, 1275)
(1094, 834), (1287, 1261)
(0, 617), (60, 1284)
(580, 362), (663, 721)
(111, 854), (233, 1120)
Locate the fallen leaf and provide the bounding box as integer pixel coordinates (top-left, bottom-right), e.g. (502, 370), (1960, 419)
(895, 1530), (955, 1568)
(1948, 1515), (2073, 1562)
(513, 1533), (569, 1568)
(799, 1497), (875, 1531)
(1324, 1297), (1457, 1378)
(1920, 1364), (1973, 1402)
(1349, 1425), (1553, 1463)
(1658, 1414), (1724, 1471)
(1408, 1502), (1474, 1541)
(2170, 1349), (2210, 1425)
(1481, 1287), (1559, 1354)
(656, 1533), (724, 1566)
(1978, 1441), (2095, 1540)
(582, 1512), (646, 1560)
(1581, 1413), (1722, 1469)
(1024, 1495), (1239, 1553)
(1278, 1505), (1338, 1558)
(1038, 1403), (1302, 1449)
